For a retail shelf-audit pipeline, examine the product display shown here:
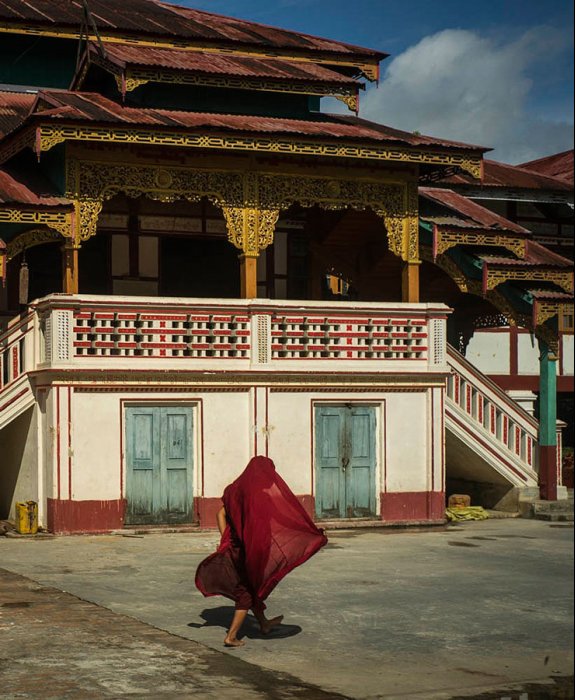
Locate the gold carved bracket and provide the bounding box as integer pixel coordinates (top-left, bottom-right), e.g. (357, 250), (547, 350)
(435, 228), (527, 260)
(485, 267), (574, 294)
(6, 228), (65, 260)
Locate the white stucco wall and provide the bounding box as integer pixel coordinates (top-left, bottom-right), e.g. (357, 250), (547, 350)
(517, 333), (540, 375)
(466, 331), (510, 374)
(562, 335), (574, 376)
(0, 406), (38, 520)
(37, 382), (443, 512)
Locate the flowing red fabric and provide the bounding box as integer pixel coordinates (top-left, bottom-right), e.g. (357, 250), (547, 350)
(195, 456), (327, 605)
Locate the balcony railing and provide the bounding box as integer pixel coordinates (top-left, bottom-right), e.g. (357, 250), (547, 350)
(19, 294), (450, 373)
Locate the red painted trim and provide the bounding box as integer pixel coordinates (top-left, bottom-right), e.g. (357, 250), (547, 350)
(0, 387), (29, 413)
(441, 388), (445, 488)
(47, 498), (126, 534)
(539, 446), (558, 500)
(67, 387), (72, 500)
(509, 326), (518, 376)
(309, 399), (314, 497)
(56, 386), (61, 500)
(383, 399), (387, 494)
(265, 387), (269, 457)
(447, 409), (529, 481)
(380, 491), (445, 522)
(253, 387), (258, 456)
(488, 375), (574, 393)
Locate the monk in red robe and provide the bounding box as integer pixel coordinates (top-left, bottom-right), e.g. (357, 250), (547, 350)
(195, 456), (327, 646)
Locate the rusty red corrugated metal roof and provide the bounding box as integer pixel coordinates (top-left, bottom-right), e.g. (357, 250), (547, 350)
(91, 43), (359, 86)
(0, 166), (71, 207)
(528, 288), (573, 301)
(481, 240), (573, 268)
(4, 90), (488, 154)
(0, 90), (37, 139)
(420, 187), (529, 234)
(442, 158), (573, 191)
(519, 150), (574, 185)
(0, 0), (385, 59)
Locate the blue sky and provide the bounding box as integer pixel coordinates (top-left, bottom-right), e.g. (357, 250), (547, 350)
(175, 0), (574, 164)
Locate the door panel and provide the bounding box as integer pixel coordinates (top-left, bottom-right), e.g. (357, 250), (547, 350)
(315, 405), (376, 519)
(315, 408), (345, 518)
(347, 409), (376, 517)
(126, 406), (193, 524)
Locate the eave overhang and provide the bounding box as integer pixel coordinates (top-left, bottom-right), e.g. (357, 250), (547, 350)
(0, 121), (484, 179)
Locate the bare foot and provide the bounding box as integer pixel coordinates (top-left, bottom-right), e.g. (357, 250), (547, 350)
(260, 615), (284, 635)
(224, 636), (246, 647)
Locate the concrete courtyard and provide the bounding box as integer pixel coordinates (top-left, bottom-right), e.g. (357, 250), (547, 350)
(0, 518), (573, 699)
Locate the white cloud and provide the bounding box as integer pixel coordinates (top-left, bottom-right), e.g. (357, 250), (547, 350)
(358, 27), (574, 164)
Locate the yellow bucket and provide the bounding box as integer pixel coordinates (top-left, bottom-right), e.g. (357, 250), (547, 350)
(15, 501), (38, 535)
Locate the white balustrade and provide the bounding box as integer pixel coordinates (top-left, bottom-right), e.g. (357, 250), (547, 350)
(447, 345), (540, 480)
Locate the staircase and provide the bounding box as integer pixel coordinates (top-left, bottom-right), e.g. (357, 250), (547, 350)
(446, 345), (544, 492)
(0, 312), (37, 431)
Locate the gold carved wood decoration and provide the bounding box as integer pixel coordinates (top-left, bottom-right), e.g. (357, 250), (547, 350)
(0, 208), (73, 239)
(6, 228), (65, 260)
(534, 300), (573, 328)
(421, 245), (559, 349)
(107, 67), (361, 112)
(34, 125), (482, 179)
(484, 266), (574, 294)
(434, 228), (527, 260)
(66, 159), (419, 261)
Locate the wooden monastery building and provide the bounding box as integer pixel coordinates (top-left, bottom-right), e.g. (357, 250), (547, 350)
(0, 0), (572, 533)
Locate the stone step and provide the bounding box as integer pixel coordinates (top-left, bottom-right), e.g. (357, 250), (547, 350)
(531, 497), (574, 522)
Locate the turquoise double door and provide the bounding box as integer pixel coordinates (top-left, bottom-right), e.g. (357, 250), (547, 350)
(125, 406), (194, 525)
(315, 405), (377, 519)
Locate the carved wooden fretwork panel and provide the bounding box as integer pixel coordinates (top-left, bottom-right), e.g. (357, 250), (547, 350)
(66, 159), (419, 260)
(435, 229), (526, 259)
(6, 228), (65, 260)
(0, 208), (73, 240)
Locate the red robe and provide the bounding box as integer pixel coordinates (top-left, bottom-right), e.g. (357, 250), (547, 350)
(195, 456), (327, 608)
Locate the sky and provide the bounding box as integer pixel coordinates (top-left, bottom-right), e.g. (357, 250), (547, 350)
(174, 0), (574, 164)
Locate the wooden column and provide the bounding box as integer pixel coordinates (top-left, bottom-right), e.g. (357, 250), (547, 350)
(401, 261), (420, 302)
(62, 242), (79, 294)
(239, 254), (258, 299)
(538, 339), (558, 500)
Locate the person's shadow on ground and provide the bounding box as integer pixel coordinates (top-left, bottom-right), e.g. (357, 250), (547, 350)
(189, 606), (302, 640)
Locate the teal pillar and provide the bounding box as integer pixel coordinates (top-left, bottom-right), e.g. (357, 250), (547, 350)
(538, 339), (558, 500)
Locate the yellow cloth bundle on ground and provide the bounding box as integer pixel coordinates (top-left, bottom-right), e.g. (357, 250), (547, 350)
(445, 506), (489, 521)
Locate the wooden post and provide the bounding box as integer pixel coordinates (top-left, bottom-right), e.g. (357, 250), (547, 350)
(239, 254), (258, 299)
(62, 242), (79, 294)
(538, 339), (558, 500)
(401, 261), (420, 302)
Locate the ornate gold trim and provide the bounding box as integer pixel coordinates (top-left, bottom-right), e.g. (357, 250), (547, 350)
(106, 66), (361, 110)
(66, 159), (419, 260)
(485, 267), (573, 294)
(420, 246), (469, 292)
(0, 24), (381, 80)
(33, 125), (482, 179)
(6, 228), (64, 260)
(0, 208), (73, 239)
(534, 300), (573, 327)
(435, 228), (526, 259)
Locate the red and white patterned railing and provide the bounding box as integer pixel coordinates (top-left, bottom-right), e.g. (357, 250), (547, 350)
(446, 345), (542, 486)
(28, 295), (449, 372)
(269, 314), (428, 360)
